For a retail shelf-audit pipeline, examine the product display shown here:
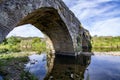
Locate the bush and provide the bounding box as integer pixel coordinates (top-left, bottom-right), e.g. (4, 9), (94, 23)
(0, 48), (8, 53)
(7, 45), (21, 52)
(0, 37), (47, 53)
(92, 36), (120, 52)
(32, 41), (46, 53)
(20, 71), (38, 80)
(6, 36), (21, 45)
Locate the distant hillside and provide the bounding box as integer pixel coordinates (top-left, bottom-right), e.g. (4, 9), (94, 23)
(91, 36), (120, 52)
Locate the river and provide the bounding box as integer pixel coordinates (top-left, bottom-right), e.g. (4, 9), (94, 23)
(85, 55), (120, 80)
(0, 76), (3, 80)
(25, 52), (120, 80)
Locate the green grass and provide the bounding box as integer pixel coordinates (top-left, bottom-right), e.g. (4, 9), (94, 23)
(0, 52), (38, 80)
(91, 36), (120, 52)
(0, 37), (49, 79)
(0, 36), (48, 53)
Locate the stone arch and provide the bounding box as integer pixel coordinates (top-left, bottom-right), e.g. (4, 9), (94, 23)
(17, 7), (74, 53)
(0, 0), (91, 55)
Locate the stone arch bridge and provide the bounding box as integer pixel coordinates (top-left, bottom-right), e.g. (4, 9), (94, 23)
(0, 0), (91, 55)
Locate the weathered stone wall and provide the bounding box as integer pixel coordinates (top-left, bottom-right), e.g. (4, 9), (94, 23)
(0, 0), (91, 54)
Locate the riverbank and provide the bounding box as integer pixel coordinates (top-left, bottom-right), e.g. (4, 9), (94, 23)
(0, 52), (38, 80)
(93, 52), (120, 56)
(79, 52), (120, 56)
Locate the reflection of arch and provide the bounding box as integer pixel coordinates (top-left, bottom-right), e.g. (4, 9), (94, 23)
(45, 53), (91, 80)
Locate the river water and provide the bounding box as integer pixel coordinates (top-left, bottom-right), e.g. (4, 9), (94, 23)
(86, 55), (120, 80)
(0, 76), (2, 80)
(25, 52), (120, 80)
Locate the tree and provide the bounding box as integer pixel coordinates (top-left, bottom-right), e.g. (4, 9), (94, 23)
(32, 37), (41, 43)
(7, 36), (21, 45)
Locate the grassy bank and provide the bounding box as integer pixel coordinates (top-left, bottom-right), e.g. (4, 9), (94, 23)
(0, 52), (38, 80)
(0, 36), (48, 53)
(0, 36), (50, 79)
(91, 36), (120, 52)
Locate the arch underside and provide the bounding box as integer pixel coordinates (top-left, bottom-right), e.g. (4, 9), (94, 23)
(18, 7), (74, 53)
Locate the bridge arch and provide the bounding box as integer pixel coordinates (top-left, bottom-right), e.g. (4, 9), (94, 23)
(17, 7), (74, 53)
(0, 0), (91, 55)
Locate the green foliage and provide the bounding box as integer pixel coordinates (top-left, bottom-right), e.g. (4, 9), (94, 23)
(91, 36), (120, 52)
(0, 52), (38, 80)
(6, 36), (21, 45)
(20, 37), (47, 53)
(1, 39), (7, 45)
(32, 37), (41, 43)
(20, 71), (38, 80)
(0, 48), (8, 53)
(0, 36), (21, 53)
(7, 45), (21, 52)
(32, 41), (46, 53)
(0, 37), (47, 53)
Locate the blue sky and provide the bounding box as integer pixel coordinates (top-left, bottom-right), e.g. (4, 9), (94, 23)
(7, 0), (120, 37)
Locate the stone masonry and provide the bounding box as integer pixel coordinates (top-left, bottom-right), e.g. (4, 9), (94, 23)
(0, 0), (91, 55)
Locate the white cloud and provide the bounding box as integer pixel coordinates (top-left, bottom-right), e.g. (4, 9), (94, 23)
(7, 24), (44, 38)
(63, 0), (120, 36)
(91, 17), (120, 36)
(70, 0), (120, 20)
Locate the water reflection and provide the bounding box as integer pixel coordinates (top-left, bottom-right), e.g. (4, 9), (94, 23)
(86, 55), (120, 80)
(25, 52), (91, 80)
(0, 76), (3, 80)
(45, 52), (91, 80)
(25, 54), (47, 80)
